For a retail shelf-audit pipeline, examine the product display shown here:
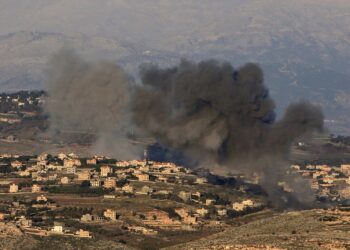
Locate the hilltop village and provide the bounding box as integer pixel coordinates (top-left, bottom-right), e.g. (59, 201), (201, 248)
(0, 152), (267, 246)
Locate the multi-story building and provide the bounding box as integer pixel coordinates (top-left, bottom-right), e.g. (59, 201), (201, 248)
(104, 209), (117, 221)
(100, 165), (112, 177)
(103, 177), (116, 188)
(90, 178), (101, 187)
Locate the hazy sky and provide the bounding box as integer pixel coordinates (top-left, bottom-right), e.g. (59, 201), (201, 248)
(1, 0), (350, 51)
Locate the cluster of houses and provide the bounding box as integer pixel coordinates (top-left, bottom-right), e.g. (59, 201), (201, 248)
(0, 152), (265, 237)
(291, 163), (350, 202)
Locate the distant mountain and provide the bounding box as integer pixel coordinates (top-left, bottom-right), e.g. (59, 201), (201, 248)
(0, 0), (349, 133)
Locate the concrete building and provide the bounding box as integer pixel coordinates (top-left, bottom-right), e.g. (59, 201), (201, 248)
(77, 171), (91, 181)
(104, 209), (117, 221)
(103, 177), (116, 188)
(66, 166), (77, 174)
(90, 179), (101, 187)
(178, 191), (191, 202)
(61, 176), (70, 184)
(9, 183), (18, 193)
(136, 173), (150, 182)
(76, 229), (92, 238)
(37, 195), (48, 202)
(100, 165), (112, 177)
(31, 184), (41, 193)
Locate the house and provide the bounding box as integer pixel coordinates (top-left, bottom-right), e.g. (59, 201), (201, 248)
(81, 214), (93, 222)
(90, 179), (101, 187)
(175, 208), (197, 225)
(87, 158), (97, 165)
(135, 173), (150, 181)
(232, 202), (245, 211)
(178, 191), (191, 202)
(61, 176), (70, 184)
(341, 164), (350, 176)
(196, 208), (209, 216)
(37, 153), (48, 162)
(37, 195), (48, 202)
(51, 222), (64, 234)
(11, 160), (22, 169)
(76, 229), (92, 238)
(195, 177), (207, 184)
(217, 209), (227, 216)
(0, 213), (9, 220)
(77, 171), (91, 181)
(58, 153), (67, 160)
(31, 184), (41, 193)
(100, 165), (112, 177)
(144, 209), (175, 225)
(104, 209), (117, 221)
(9, 183), (18, 193)
(122, 184), (134, 193)
(205, 199), (216, 206)
(66, 166), (77, 174)
(64, 158), (81, 168)
(18, 216), (32, 227)
(19, 170), (30, 177)
(103, 177), (116, 188)
(138, 185), (153, 195)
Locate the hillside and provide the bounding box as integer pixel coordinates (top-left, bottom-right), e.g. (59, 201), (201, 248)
(164, 209), (350, 249)
(0, 1), (349, 133)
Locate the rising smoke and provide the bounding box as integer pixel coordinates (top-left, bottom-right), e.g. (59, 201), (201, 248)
(44, 50), (324, 206)
(44, 48), (140, 159)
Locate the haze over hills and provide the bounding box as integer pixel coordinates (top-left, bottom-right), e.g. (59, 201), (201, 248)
(0, 0), (350, 133)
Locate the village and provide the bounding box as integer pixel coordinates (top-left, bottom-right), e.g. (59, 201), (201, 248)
(290, 162), (350, 204)
(0, 152), (265, 243)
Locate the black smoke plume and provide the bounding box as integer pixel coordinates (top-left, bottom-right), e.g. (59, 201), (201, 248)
(44, 50), (324, 206)
(132, 59), (324, 207)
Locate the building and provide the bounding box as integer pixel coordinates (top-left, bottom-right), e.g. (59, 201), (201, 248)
(217, 209), (227, 216)
(64, 158), (81, 167)
(175, 208), (197, 225)
(242, 199), (254, 206)
(139, 185), (153, 195)
(195, 177), (207, 184)
(81, 214), (93, 222)
(121, 184), (134, 193)
(104, 209), (117, 221)
(52, 222), (64, 234)
(87, 158), (97, 165)
(341, 164), (350, 176)
(11, 160), (22, 169)
(37, 195), (48, 202)
(196, 208), (209, 216)
(205, 199), (216, 206)
(31, 184), (41, 193)
(100, 165), (112, 177)
(9, 183), (18, 193)
(144, 209), (175, 225)
(61, 176), (70, 184)
(178, 191), (191, 202)
(76, 229), (92, 238)
(77, 171), (91, 181)
(232, 202), (245, 211)
(103, 177), (116, 188)
(66, 166), (77, 174)
(90, 179), (101, 187)
(19, 216), (32, 227)
(136, 173), (150, 182)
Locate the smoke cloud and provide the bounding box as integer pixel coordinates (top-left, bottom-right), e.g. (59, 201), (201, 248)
(44, 48), (140, 159)
(132, 60), (324, 207)
(44, 50), (324, 207)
